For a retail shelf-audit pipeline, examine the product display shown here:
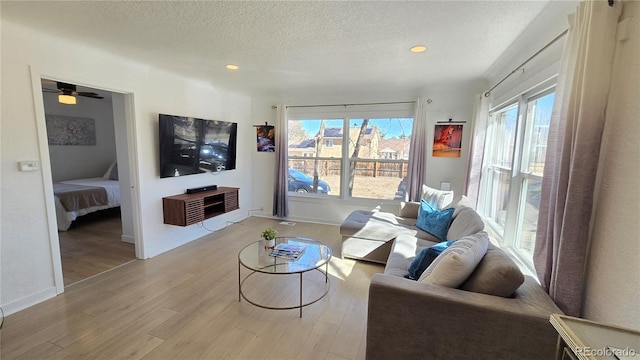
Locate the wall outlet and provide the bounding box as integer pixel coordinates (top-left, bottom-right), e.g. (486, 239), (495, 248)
(19, 161), (40, 172)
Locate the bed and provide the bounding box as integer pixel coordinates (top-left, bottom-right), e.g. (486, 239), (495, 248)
(54, 177), (121, 231)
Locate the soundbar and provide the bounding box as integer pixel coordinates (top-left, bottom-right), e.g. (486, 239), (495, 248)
(186, 185), (218, 194)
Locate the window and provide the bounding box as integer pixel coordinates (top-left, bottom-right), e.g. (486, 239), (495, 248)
(479, 88), (555, 266)
(347, 118), (413, 200)
(287, 119), (342, 196)
(484, 104), (518, 227)
(287, 115), (413, 200)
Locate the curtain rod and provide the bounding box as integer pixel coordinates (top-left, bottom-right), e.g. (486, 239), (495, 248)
(484, 29), (568, 97)
(270, 99), (431, 109)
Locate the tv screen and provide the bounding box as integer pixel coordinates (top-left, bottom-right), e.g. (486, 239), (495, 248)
(159, 114), (237, 178)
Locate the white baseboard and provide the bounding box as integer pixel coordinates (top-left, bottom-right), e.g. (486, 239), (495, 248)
(2, 287), (58, 316)
(121, 234), (135, 244)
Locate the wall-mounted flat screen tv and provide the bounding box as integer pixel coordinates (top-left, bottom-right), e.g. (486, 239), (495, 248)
(159, 114), (237, 178)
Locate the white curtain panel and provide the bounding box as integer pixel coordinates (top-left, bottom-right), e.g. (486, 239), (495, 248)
(534, 0), (621, 317)
(465, 94), (490, 207)
(404, 98), (428, 202)
(272, 104), (289, 217)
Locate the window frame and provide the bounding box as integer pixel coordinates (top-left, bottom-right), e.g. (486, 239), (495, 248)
(479, 83), (556, 270)
(287, 105), (414, 201)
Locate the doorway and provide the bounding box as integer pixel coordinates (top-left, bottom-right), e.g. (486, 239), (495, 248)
(39, 78), (139, 287)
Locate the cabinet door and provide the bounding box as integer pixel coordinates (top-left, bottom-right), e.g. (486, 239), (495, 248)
(185, 198), (205, 225)
(224, 190), (239, 212)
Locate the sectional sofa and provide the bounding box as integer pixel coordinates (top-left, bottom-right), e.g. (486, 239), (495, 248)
(339, 186), (563, 359)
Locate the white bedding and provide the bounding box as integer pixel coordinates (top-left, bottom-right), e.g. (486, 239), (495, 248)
(54, 177), (121, 231)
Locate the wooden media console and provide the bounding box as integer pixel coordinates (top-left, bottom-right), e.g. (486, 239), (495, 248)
(163, 187), (239, 226)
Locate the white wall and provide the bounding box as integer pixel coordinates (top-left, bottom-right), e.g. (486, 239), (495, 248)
(583, 0), (640, 329)
(1, 19), (253, 314)
(250, 82), (484, 225)
(43, 90), (117, 182)
(483, 0), (577, 105)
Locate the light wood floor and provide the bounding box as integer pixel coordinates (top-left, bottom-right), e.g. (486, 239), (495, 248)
(2, 216), (384, 360)
(59, 208), (136, 286)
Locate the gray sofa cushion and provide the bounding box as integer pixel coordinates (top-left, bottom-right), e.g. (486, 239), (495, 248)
(418, 231), (489, 287)
(340, 210), (439, 243)
(384, 235), (437, 278)
(451, 194), (474, 217)
(387, 235), (525, 298)
(398, 201), (420, 218)
(446, 206), (485, 240)
(340, 197), (485, 265)
(340, 210), (403, 241)
(342, 237), (394, 264)
(461, 244), (525, 297)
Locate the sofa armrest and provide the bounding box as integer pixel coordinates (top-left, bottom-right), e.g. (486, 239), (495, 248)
(398, 201), (420, 218)
(366, 274), (561, 360)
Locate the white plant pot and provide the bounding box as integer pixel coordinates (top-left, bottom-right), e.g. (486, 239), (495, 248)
(265, 239), (275, 248)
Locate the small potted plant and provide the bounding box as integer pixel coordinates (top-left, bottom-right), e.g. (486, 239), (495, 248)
(261, 227), (277, 249)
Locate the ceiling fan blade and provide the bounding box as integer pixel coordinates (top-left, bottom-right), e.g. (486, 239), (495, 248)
(77, 92), (104, 99)
(57, 82), (76, 91)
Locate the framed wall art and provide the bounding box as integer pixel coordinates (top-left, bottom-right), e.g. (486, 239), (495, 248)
(46, 114), (96, 146)
(433, 124), (463, 157)
(256, 124), (275, 152)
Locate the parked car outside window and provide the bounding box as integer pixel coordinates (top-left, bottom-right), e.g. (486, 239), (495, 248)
(288, 168), (331, 194)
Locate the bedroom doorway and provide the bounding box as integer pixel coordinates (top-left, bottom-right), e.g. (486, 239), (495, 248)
(40, 78), (138, 287)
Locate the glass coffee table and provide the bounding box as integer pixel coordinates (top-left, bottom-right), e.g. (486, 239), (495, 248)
(238, 236), (332, 317)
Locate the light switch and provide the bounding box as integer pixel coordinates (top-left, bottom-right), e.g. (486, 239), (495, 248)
(440, 181), (451, 191)
(19, 161), (40, 172)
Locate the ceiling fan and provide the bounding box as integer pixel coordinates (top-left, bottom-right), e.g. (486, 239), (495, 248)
(42, 82), (104, 104)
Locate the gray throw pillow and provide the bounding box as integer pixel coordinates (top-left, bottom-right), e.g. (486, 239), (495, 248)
(460, 244), (524, 297)
(108, 163), (118, 180)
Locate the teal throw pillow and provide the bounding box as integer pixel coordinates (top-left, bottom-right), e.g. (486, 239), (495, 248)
(405, 240), (456, 280)
(415, 200), (454, 242)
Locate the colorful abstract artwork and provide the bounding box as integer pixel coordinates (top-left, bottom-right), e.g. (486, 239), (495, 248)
(257, 125), (275, 152)
(433, 124), (463, 157)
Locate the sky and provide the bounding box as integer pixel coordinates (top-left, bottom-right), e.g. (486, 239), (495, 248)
(298, 118), (414, 139)
(505, 92), (555, 130)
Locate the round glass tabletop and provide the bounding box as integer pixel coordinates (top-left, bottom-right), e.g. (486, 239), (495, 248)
(238, 236), (332, 274)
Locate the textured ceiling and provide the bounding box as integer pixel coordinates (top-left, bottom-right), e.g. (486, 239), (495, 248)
(3, 1), (553, 95)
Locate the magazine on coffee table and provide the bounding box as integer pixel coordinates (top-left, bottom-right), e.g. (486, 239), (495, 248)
(269, 243), (306, 260)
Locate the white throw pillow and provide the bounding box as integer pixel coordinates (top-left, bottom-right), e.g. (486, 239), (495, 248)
(421, 184), (454, 210)
(418, 231), (489, 287)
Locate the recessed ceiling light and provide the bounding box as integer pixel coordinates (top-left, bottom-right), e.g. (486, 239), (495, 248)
(410, 45), (427, 53)
(226, 64), (239, 70)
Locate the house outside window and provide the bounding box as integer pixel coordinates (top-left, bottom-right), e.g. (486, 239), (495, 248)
(478, 85), (555, 267)
(287, 116), (413, 200)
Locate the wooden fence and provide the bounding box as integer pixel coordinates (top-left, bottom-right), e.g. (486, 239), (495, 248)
(289, 159), (408, 178)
